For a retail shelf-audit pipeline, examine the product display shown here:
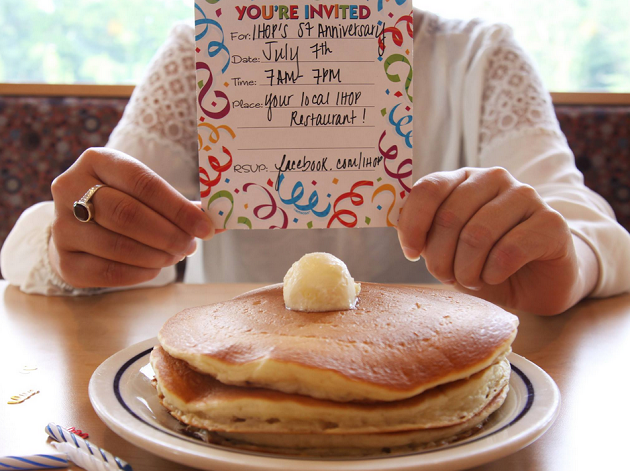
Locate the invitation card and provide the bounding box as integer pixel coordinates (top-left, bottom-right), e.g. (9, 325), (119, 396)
(195, 0), (413, 229)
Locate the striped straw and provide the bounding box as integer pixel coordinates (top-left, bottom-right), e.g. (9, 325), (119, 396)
(53, 443), (123, 471)
(0, 454), (68, 469)
(45, 424), (132, 471)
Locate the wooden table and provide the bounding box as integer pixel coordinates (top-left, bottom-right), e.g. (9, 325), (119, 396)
(1, 280), (629, 470)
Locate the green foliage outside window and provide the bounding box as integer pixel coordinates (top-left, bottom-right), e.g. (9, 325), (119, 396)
(422, 0), (630, 92)
(0, 0), (193, 84)
(1, 0), (629, 92)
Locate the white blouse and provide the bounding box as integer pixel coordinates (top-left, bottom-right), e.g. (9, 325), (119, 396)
(2, 10), (629, 297)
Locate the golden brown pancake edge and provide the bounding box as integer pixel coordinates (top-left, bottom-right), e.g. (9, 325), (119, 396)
(158, 283), (518, 402)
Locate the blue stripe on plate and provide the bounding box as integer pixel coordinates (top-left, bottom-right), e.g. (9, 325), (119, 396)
(113, 348), (535, 461)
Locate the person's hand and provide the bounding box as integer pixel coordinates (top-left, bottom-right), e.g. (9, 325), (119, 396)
(397, 167), (598, 315)
(48, 147), (217, 288)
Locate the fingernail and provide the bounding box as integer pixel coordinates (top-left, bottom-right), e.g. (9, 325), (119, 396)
(462, 284), (481, 291)
(185, 239), (197, 256)
(402, 246), (421, 262)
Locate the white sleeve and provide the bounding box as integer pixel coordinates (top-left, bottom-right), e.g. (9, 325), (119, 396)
(0, 24), (199, 295)
(0, 202), (78, 295)
(0, 202), (175, 296)
(468, 31), (630, 297)
(106, 22), (199, 200)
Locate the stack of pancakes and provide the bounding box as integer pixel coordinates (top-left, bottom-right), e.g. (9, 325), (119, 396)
(152, 283), (518, 456)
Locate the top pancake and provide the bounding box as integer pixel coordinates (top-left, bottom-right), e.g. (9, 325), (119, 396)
(159, 283), (518, 402)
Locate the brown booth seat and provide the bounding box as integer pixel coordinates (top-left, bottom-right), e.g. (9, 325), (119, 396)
(1, 96), (629, 279)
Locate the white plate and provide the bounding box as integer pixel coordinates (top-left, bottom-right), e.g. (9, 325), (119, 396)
(89, 338), (560, 471)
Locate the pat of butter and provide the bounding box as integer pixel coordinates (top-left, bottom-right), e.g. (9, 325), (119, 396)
(283, 253), (361, 312)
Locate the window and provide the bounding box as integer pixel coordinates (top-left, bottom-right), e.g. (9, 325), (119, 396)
(420, 0), (630, 92)
(1, 0), (629, 93)
(0, 0), (193, 84)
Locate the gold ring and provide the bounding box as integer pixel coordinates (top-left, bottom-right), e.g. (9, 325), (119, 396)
(73, 184), (107, 223)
